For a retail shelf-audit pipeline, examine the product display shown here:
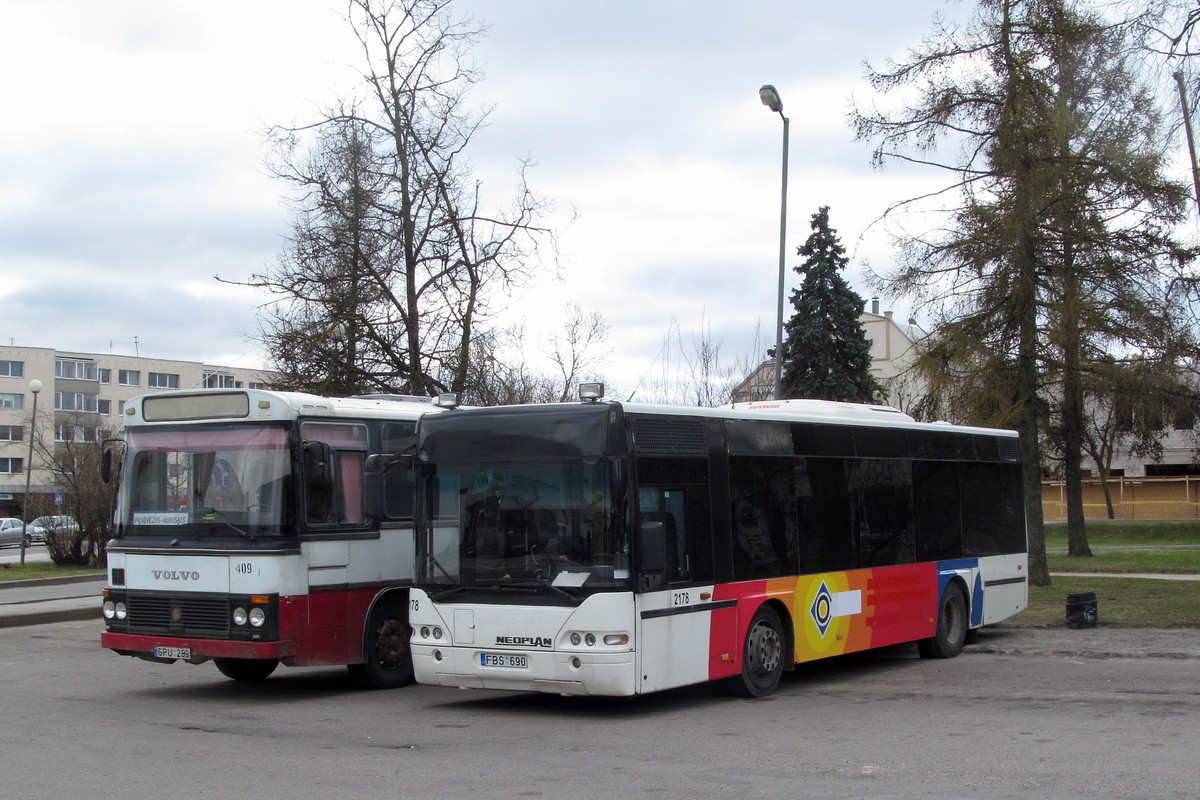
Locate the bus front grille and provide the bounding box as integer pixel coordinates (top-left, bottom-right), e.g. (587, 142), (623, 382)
(125, 592), (229, 636)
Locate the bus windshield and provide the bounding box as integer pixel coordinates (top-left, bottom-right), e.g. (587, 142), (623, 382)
(417, 457), (629, 598)
(116, 424), (293, 541)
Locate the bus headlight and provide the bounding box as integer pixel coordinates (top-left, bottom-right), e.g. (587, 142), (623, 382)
(115, 602), (127, 621)
(249, 607), (266, 627)
(103, 600), (115, 619)
(233, 607), (248, 626)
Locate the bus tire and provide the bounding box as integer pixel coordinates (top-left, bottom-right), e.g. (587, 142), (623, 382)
(727, 605), (786, 697)
(348, 597), (414, 690)
(919, 582), (967, 659)
(214, 657), (279, 682)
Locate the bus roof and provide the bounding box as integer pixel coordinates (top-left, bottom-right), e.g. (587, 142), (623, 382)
(418, 397), (1017, 440)
(121, 388), (443, 426)
(624, 398), (1018, 439)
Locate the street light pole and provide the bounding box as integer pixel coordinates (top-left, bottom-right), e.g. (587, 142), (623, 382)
(760, 84), (790, 401)
(20, 379), (42, 565)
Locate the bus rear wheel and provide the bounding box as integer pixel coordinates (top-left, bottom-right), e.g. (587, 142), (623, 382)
(727, 605), (786, 697)
(348, 598), (414, 690)
(214, 657), (279, 682)
(919, 583), (967, 659)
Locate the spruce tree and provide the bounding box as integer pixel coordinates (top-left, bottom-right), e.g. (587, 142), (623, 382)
(780, 207), (880, 402)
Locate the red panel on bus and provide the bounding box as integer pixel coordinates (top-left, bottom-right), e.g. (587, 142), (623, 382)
(707, 564), (941, 677)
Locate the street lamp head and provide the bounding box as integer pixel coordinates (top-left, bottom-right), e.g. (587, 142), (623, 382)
(28, 379), (42, 394)
(759, 84), (783, 113)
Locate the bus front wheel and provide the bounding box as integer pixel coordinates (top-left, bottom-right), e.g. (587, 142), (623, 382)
(727, 605), (786, 697)
(214, 657), (279, 682)
(919, 583), (967, 659)
(348, 598), (414, 690)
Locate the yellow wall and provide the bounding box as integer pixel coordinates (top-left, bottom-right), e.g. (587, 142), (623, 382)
(1043, 476), (1200, 520)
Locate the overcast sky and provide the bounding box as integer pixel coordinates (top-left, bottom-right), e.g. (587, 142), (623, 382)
(1, 0), (960, 398)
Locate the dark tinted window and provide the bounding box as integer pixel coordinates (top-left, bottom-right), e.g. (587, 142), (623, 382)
(851, 459), (914, 567)
(914, 461), (963, 561)
(962, 463), (1025, 555)
(729, 456), (798, 580)
(796, 457), (858, 572)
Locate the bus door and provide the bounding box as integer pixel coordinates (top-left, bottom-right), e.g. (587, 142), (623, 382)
(635, 479), (722, 693)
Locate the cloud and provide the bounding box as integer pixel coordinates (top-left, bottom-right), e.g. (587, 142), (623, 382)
(0, 0), (958, 397)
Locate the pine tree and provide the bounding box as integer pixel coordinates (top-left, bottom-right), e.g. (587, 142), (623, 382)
(780, 207), (881, 403)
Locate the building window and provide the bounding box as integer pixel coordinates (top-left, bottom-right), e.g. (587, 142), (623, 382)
(56, 358), (99, 381)
(0, 393), (23, 410)
(55, 392), (98, 412)
(0, 361), (23, 378)
(248, 382), (267, 390)
(0, 457), (23, 474)
(203, 371), (236, 389)
(56, 424), (98, 443)
(148, 372), (179, 389)
(118, 370), (140, 386)
(99, 369), (111, 384)
(0, 425), (22, 442)
(98, 399), (111, 415)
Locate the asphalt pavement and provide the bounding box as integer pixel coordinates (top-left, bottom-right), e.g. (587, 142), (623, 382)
(2, 570), (1198, 660)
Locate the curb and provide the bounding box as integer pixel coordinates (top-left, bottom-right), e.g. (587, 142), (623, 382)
(0, 573), (106, 590)
(0, 602), (100, 629)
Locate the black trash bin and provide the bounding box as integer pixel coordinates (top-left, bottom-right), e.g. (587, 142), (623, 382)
(1065, 591), (1098, 628)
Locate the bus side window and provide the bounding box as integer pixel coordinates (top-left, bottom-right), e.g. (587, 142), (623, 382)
(381, 421), (417, 520)
(300, 422), (370, 527)
(638, 487), (691, 585)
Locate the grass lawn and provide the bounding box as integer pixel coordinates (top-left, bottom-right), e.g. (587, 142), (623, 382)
(1025, 519), (1200, 627)
(0, 561), (103, 582)
(1020, 576), (1200, 628)
(1045, 518), (1200, 548)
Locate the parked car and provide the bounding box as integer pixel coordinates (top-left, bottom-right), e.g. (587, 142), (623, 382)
(27, 515), (79, 544)
(0, 517), (30, 548)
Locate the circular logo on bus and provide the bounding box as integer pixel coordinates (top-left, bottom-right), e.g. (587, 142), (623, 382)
(810, 581), (833, 637)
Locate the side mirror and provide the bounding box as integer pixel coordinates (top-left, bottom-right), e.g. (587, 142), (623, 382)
(365, 450), (413, 474)
(639, 520), (667, 575)
(100, 439), (125, 484)
(302, 441), (333, 489)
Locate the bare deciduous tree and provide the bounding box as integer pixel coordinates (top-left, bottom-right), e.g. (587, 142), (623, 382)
(227, 0), (555, 397)
(27, 413), (118, 567)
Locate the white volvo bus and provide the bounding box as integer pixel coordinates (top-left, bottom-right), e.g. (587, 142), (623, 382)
(101, 389), (443, 687)
(407, 390), (1028, 697)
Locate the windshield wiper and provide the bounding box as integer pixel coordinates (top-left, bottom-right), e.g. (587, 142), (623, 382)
(483, 578), (582, 605)
(431, 578), (582, 605)
(198, 508), (256, 542)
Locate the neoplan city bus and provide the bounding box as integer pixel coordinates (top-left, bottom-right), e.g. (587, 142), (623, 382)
(101, 388), (444, 688)
(408, 389), (1027, 697)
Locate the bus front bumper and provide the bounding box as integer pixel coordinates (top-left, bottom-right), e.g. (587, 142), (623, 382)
(411, 644), (636, 696)
(101, 631), (299, 663)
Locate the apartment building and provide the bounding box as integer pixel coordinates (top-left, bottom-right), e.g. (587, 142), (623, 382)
(0, 345), (275, 518)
